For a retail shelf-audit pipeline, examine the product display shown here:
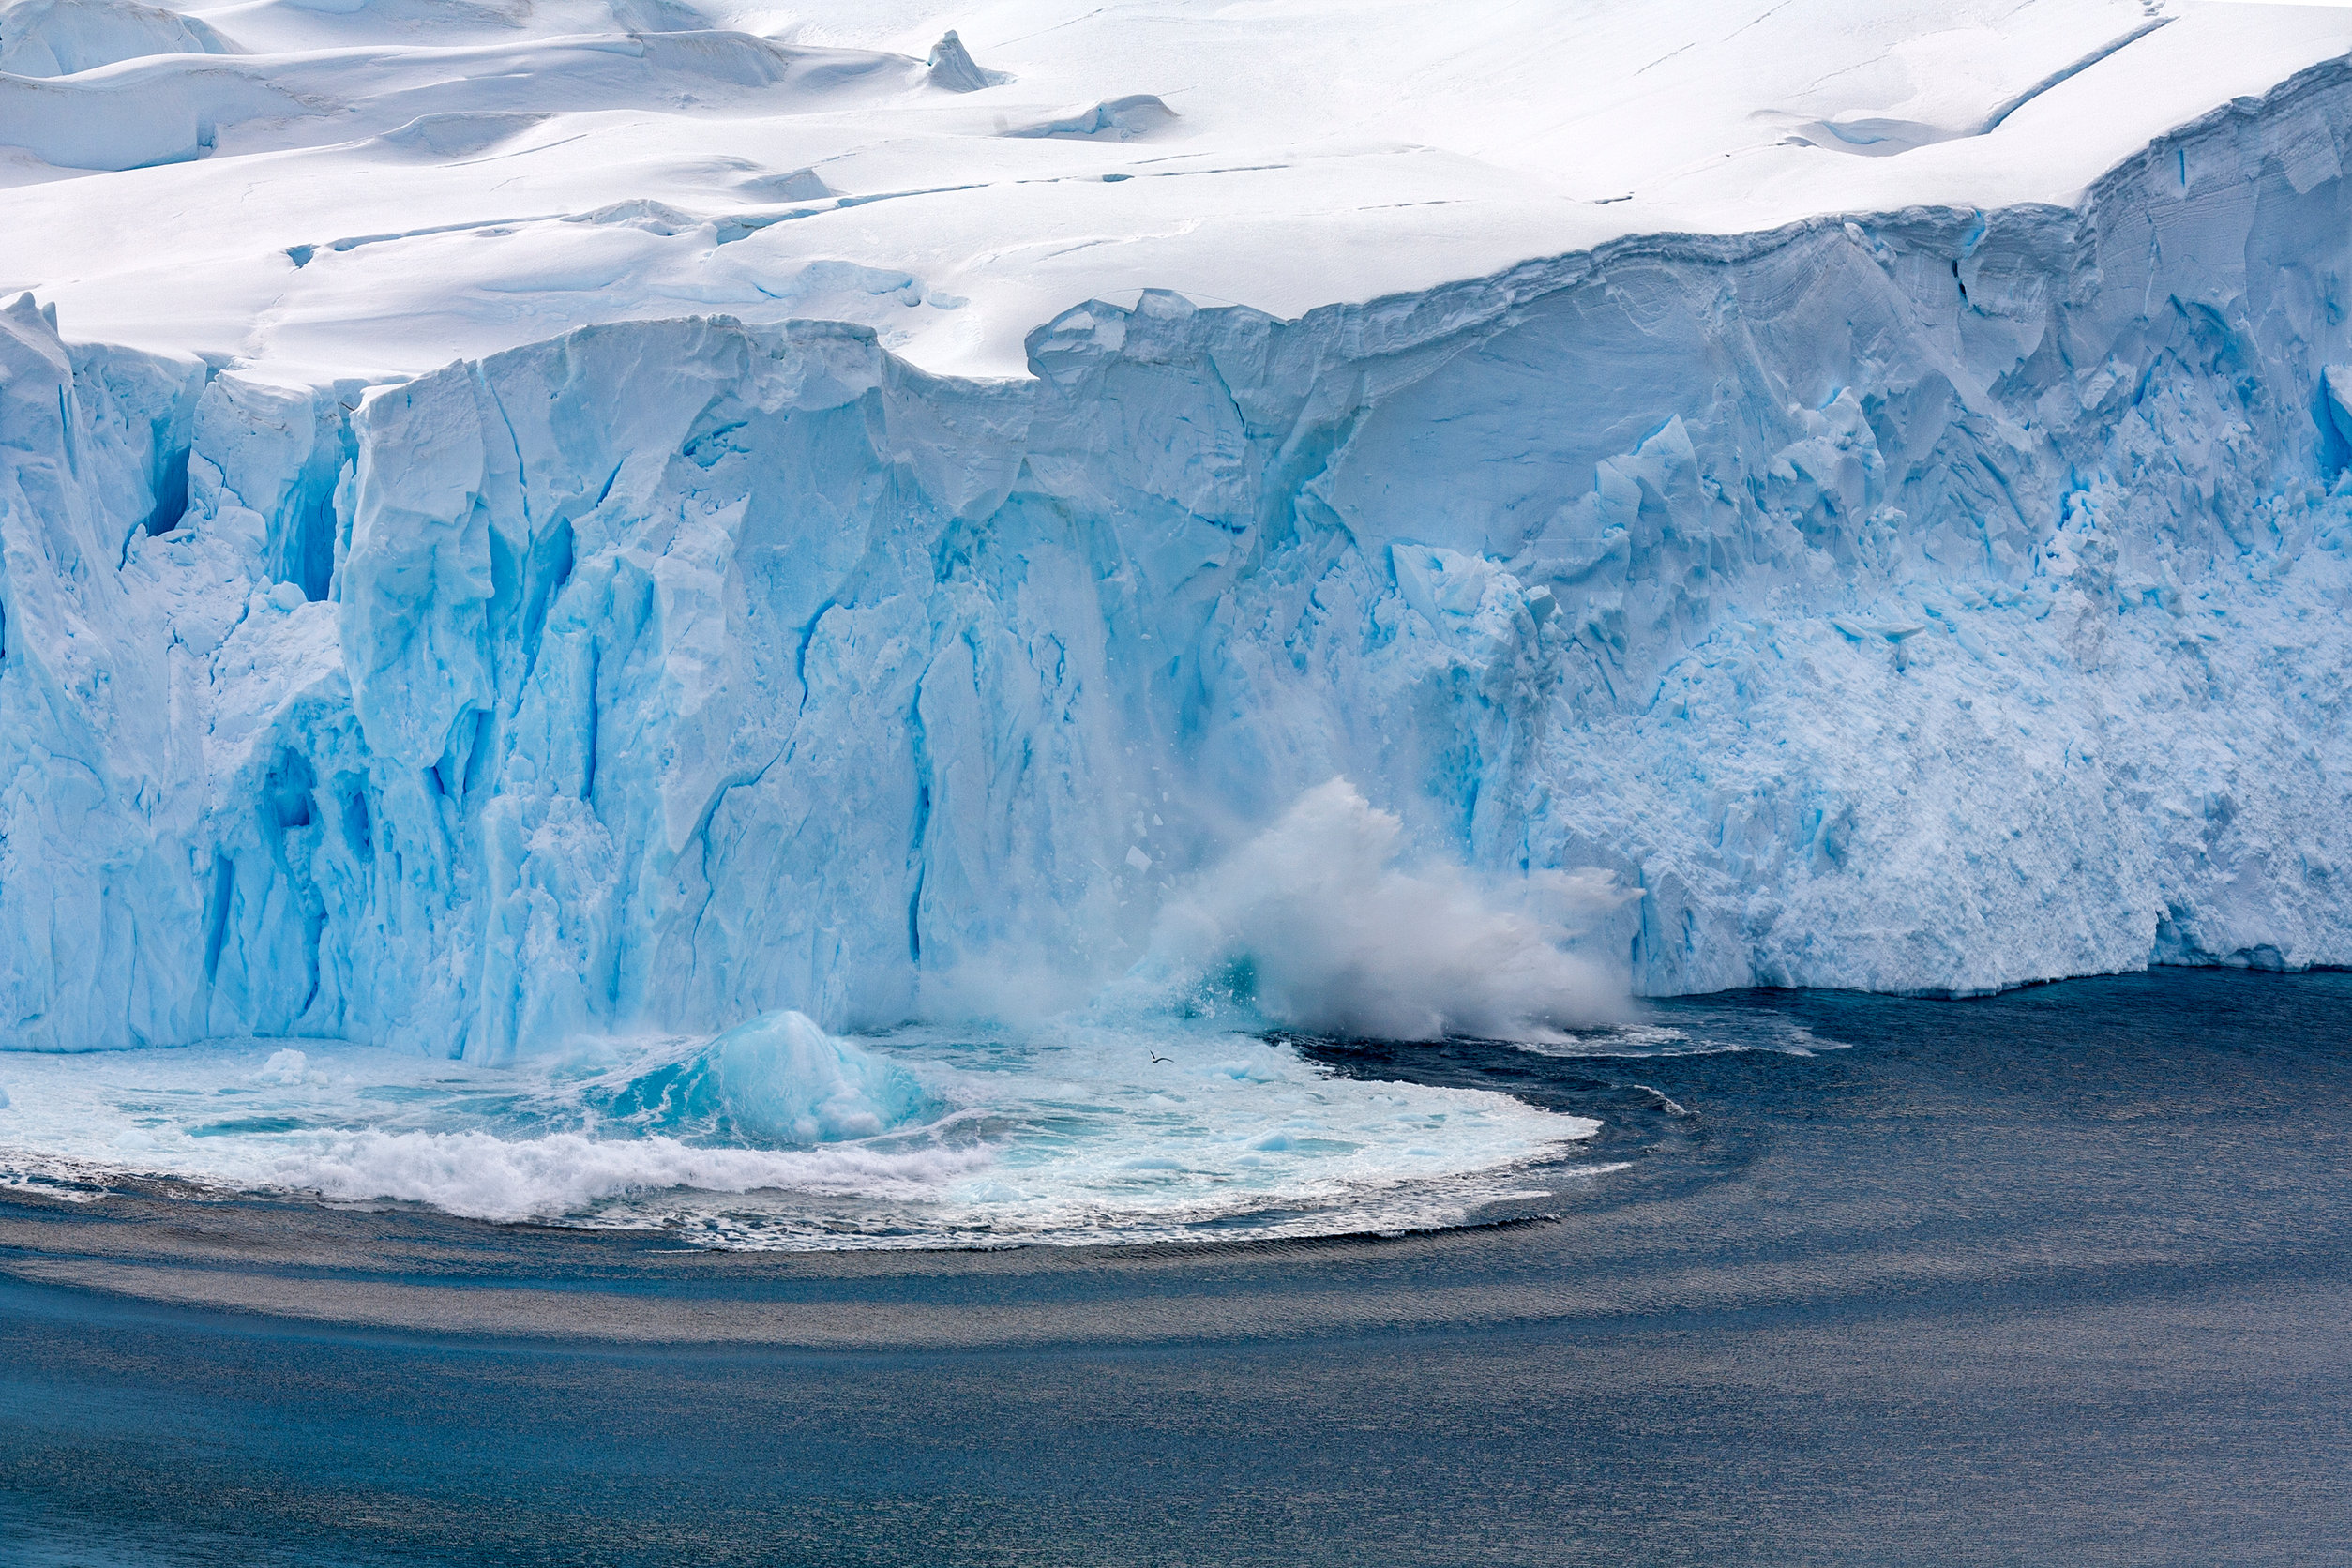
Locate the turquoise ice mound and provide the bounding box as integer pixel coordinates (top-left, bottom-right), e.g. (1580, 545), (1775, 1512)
(596, 1010), (934, 1148)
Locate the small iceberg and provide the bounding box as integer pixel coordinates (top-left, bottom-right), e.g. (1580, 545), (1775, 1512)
(598, 1011), (933, 1149)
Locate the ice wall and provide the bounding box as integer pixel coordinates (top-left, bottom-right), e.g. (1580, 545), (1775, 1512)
(7, 60), (2352, 1055)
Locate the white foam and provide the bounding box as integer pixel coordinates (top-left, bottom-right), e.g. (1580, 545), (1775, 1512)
(0, 1023), (1594, 1245)
(283, 1129), (979, 1225)
(1508, 1018), (1844, 1060)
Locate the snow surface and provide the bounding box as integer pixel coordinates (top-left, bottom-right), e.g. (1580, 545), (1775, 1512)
(5, 0), (2352, 1239)
(4, 0), (2350, 380)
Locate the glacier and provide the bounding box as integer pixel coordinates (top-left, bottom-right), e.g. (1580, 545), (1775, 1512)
(4, 0), (2352, 1243)
(8, 50), (2352, 1065)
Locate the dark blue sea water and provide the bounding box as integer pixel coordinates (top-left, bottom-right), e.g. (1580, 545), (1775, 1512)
(3, 968), (2348, 1566)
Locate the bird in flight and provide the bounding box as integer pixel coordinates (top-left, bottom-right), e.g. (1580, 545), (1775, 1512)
(1149, 1051), (1170, 1063)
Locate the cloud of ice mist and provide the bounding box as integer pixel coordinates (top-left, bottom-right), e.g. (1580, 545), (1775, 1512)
(1129, 778), (1634, 1041)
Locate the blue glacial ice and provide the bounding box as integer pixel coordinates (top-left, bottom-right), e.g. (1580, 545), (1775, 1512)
(598, 1008), (936, 1148)
(4, 55), (2352, 1235)
(10, 66), (2352, 1061)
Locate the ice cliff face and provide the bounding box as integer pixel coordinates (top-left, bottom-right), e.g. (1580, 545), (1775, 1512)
(7, 61), (2352, 1055)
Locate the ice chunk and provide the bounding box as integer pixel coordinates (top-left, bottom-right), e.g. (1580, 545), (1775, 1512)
(0, 0), (237, 78)
(1004, 94), (1175, 141)
(601, 1011), (932, 1148)
(250, 1048), (309, 1084)
(924, 29), (1006, 93)
(563, 197), (702, 234)
(731, 166), (830, 202)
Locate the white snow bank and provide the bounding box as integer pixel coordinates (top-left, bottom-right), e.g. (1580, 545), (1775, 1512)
(3, 0), (2349, 379)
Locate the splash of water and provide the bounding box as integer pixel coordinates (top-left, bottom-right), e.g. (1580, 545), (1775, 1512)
(1126, 778), (1632, 1041)
(0, 780), (1650, 1245)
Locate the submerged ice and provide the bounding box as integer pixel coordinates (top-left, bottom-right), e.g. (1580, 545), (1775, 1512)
(600, 1009), (934, 1148)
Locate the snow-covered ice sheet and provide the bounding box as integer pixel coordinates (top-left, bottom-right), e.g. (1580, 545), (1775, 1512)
(4, 0), (2351, 380)
(6, 0), (2352, 1243)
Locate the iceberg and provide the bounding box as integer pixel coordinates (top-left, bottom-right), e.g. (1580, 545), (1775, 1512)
(599, 1009), (935, 1148)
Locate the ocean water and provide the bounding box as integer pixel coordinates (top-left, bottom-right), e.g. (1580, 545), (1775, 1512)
(2, 968), (2346, 1567)
(0, 1017), (1627, 1249)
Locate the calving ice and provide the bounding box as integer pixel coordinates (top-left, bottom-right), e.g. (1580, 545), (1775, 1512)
(9, 180), (2352, 1053)
(1, 0), (2350, 1237)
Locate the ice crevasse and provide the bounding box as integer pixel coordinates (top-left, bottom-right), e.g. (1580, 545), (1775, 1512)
(6, 63), (2352, 1058)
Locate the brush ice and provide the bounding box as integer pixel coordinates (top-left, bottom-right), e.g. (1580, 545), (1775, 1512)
(0, 1022), (1598, 1244)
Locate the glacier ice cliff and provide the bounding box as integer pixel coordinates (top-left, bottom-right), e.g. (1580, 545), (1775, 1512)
(6, 61), (2352, 1056)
